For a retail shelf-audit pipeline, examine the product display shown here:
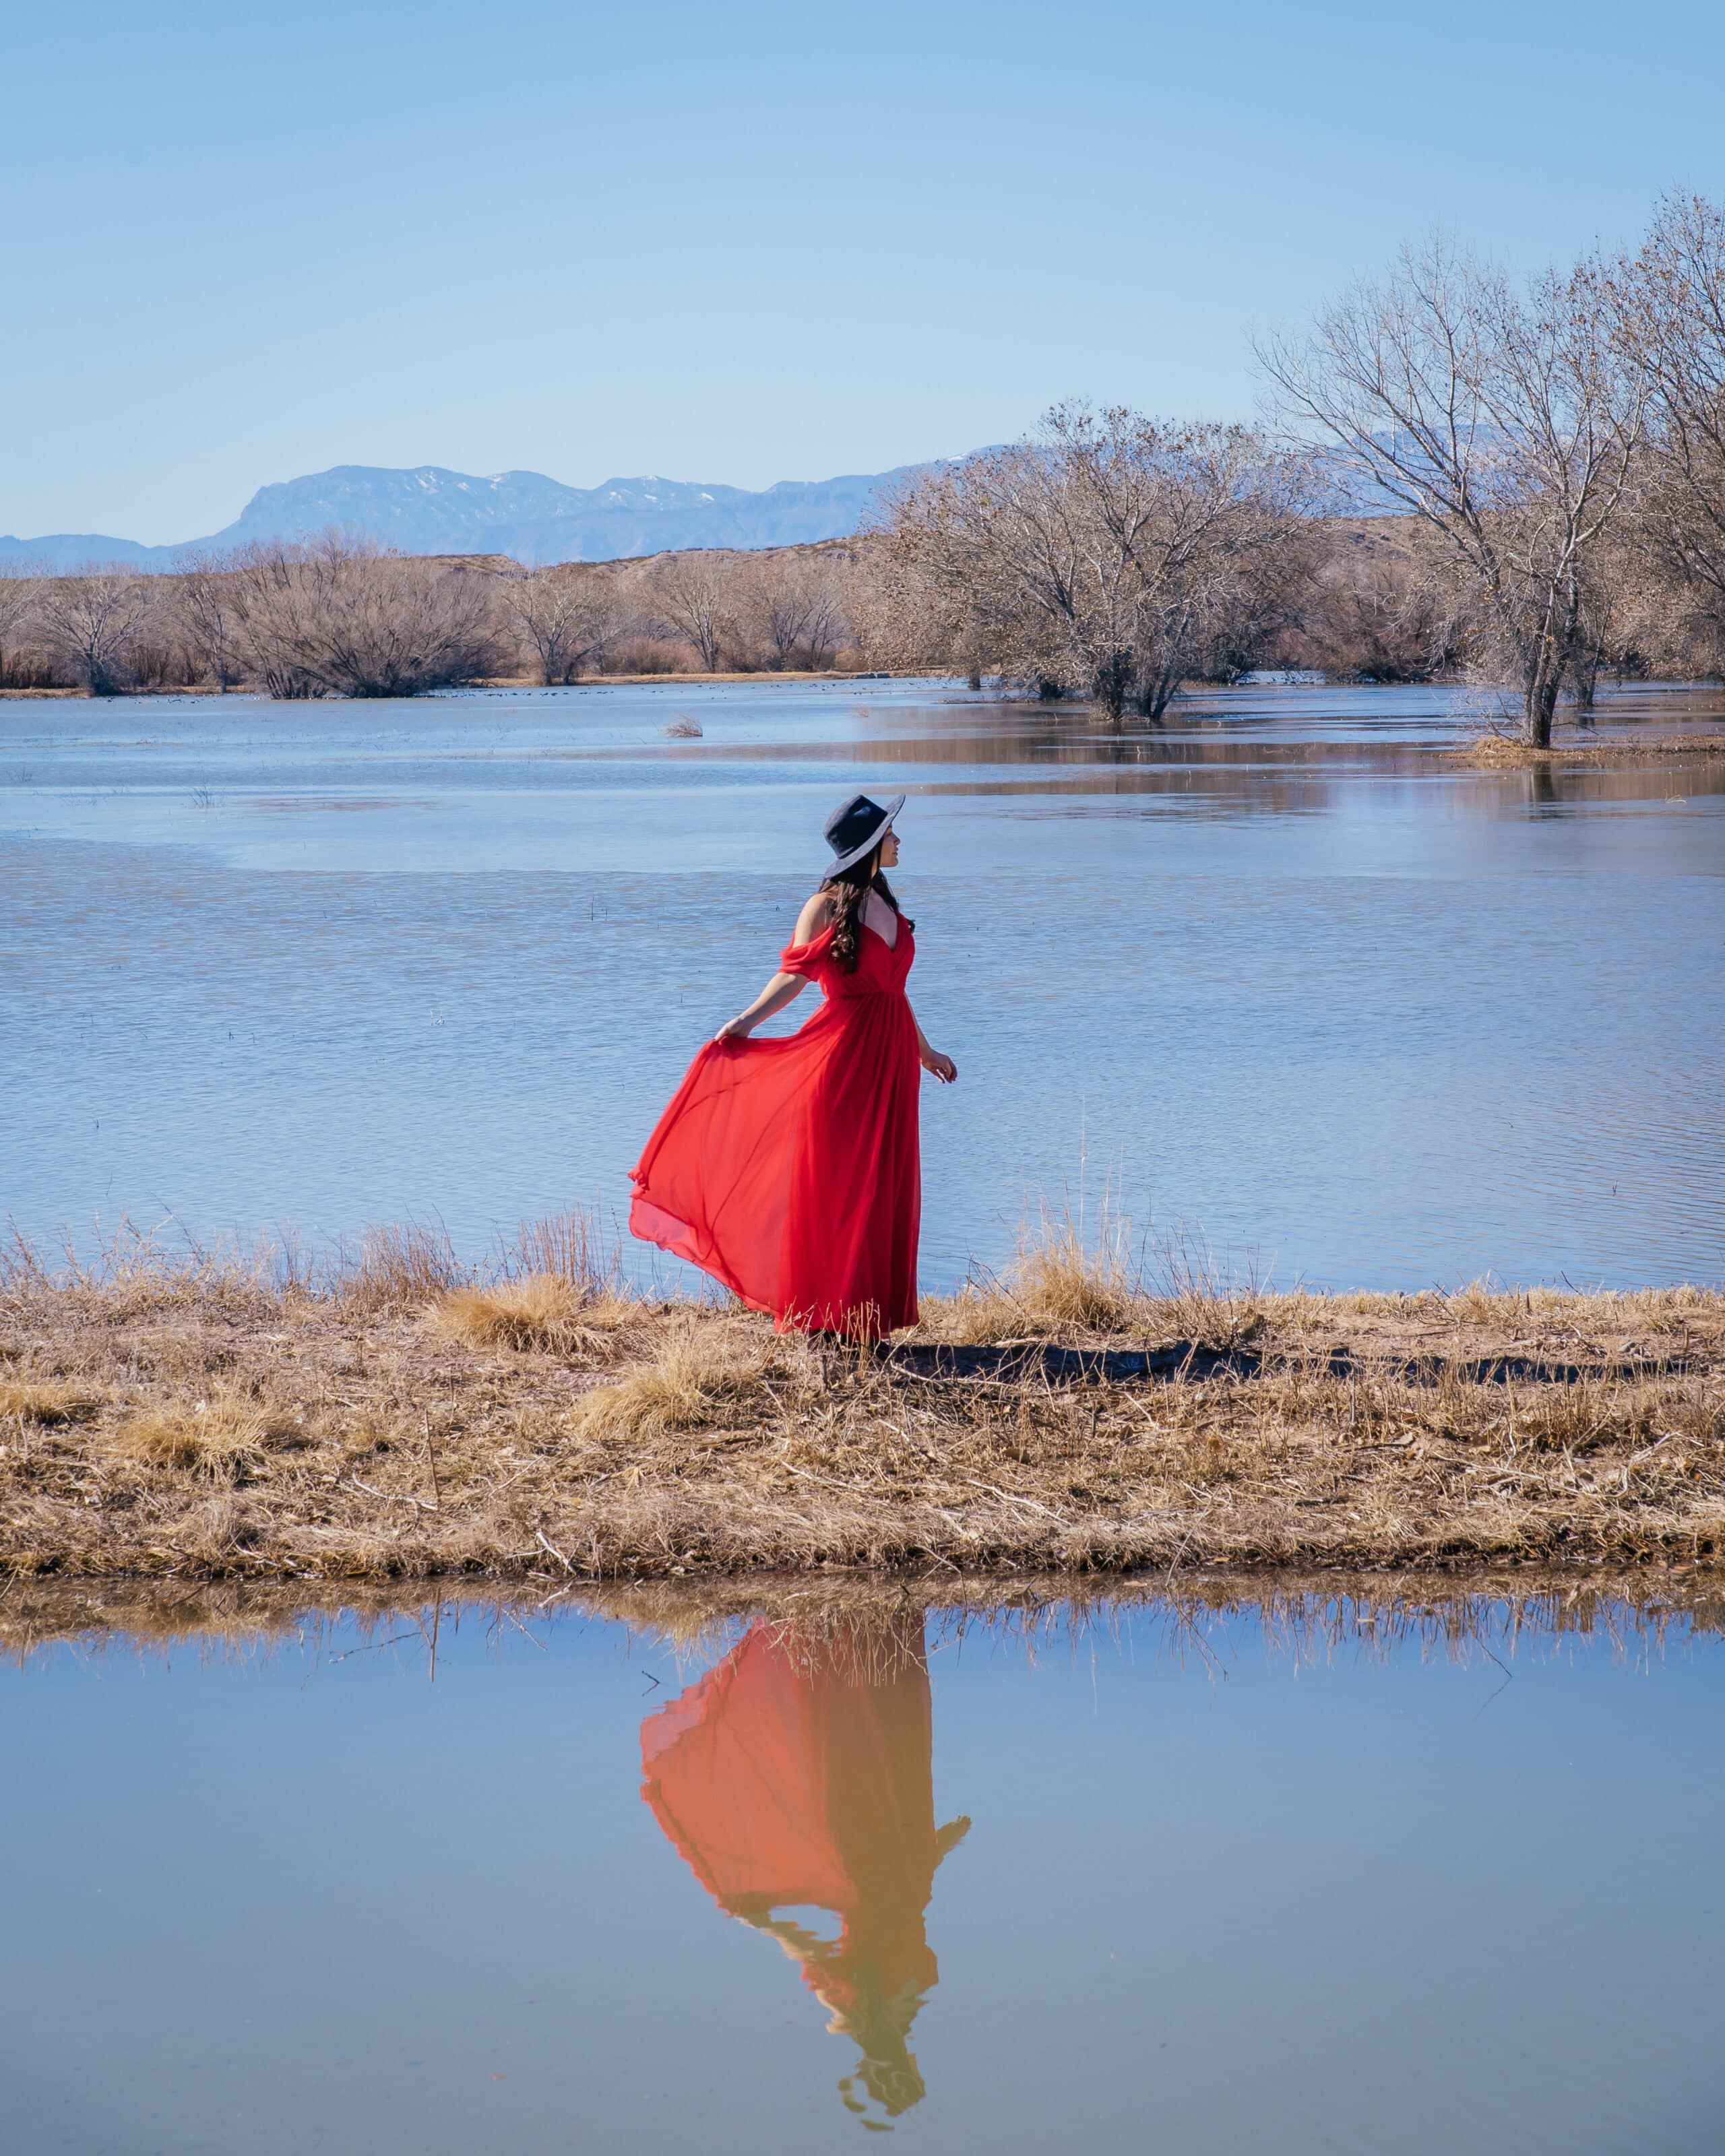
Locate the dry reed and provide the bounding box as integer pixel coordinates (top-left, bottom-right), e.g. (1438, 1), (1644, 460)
(2, 1214), (1722, 1587)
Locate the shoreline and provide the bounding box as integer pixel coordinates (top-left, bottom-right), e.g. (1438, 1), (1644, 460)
(5, 1253), (1721, 1589)
(7, 1562), (1725, 1655)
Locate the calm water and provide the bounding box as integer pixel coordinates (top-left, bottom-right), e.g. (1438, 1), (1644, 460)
(4, 1589), (1722, 2153)
(3, 678), (1723, 1290)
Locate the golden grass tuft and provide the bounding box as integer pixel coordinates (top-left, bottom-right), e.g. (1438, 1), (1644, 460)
(1010, 1214), (1137, 1331)
(573, 1317), (773, 1442)
(432, 1275), (637, 1356)
(114, 1394), (302, 1481)
(0, 1379), (100, 1425)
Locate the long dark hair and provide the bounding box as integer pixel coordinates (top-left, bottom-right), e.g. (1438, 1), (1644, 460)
(822, 844), (913, 972)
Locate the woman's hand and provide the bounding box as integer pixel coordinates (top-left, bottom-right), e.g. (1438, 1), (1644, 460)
(920, 1046), (958, 1084)
(714, 962), (808, 1046)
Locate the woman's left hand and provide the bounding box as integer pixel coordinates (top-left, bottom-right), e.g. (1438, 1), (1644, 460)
(920, 1048), (958, 1084)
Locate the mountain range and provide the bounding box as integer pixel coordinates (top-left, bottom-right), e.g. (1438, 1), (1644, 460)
(0, 460), (935, 573)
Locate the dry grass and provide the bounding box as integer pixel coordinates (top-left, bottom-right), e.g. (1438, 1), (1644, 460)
(1, 1216), (1722, 1586)
(433, 1276), (638, 1358)
(10, 1564), (1725, 1665)
(1451, 731), (1725, 766)
(0, 1378), (100, 1425)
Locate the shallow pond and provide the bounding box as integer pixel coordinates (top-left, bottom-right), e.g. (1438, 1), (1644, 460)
(4, 1586), (1722, 2153)
(3, 678), (1722, 1290)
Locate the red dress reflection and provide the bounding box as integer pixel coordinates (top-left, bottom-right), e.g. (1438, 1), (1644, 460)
(641, 1617), (968, 2125)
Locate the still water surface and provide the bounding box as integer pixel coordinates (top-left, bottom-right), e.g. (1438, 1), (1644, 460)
(3, 1590), (1721, 2153)
(3, 678), (1722, 1289)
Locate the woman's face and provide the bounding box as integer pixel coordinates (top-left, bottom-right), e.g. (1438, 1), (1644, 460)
(878, 829), (900, 869)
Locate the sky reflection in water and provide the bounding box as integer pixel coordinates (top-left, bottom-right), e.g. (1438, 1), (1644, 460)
(3, 1590), (1722, 2153)
(2, 677), (1722, 1289)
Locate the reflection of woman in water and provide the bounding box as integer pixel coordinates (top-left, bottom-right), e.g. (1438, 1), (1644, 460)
(640, 1614), (969, 2126)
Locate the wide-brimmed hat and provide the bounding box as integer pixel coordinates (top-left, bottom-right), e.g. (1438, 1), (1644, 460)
(823, 792), (905, 875)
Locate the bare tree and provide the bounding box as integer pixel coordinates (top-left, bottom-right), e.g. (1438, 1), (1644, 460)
(879, 404), (1305, 719)
(228, 533), (501, 699)
(171, 549), (245, 691)
(732, 553), (849, 670)
(1612, 191), (1725, 654)
(800, 561), (848, 670)
(1259, 237), (1648, 744)
(499, 567), (621, 684)
(741, 556), (816, 668)
(0, 561), (43, 685)
(32, 565), (157, 696)
(650, 552), (734, 671)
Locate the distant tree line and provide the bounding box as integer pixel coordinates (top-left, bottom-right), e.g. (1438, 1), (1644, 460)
(0, 535), (871, 698)
(6, 191), (1725, 738)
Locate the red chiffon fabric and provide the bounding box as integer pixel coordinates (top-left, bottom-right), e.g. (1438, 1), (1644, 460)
(639, 1618), (949, 2120)
(629, 920), (920, 1335)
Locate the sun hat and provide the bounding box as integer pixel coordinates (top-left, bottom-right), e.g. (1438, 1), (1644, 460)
(823, 792), (905, 875)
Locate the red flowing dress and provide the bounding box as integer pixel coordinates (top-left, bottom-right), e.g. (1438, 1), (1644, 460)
(629, 918), (921, 1335)
(639, 1617), (962, 2122)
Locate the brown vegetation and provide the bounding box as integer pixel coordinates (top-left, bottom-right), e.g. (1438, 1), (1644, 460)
(3, 1219), (1721, 1587)
(873, 403), (1311, 719)
(1259, 191), (1725, 741)
(7, 1562), (1722, 1666)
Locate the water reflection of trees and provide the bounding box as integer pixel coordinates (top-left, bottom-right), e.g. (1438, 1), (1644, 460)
(631, 710), (1725, 821)
(640, 1614), (969, 2129)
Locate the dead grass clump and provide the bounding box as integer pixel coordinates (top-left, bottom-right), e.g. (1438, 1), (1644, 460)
(507, 1209), (620, 1293)
(574, 1318), (774, 1442)
(340, 1223), (468, 1313)
(0, 1380), (100, 1425)
(433, 1275), (638, 1356)
(1141, 1230), (1264, 1350)
(920, 1206), (1141, 1342)
(114, 1394), (296, 1482)
(1011, 1216), (1137, 1331)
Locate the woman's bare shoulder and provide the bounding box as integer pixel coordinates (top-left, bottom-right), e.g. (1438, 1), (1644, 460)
(791, 889), (834, 943)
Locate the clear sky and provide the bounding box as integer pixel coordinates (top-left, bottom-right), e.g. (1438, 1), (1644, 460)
(4, 0), (1723, 542)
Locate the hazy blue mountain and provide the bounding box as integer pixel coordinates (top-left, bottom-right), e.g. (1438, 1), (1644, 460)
(0, 460), (934, 571)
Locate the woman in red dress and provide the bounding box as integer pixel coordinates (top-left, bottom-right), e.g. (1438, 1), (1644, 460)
(629, 793), (956, 1337)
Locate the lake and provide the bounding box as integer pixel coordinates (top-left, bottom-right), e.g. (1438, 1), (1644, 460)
(4, 1583), (1722, 2153)
(3, 677), (1722, 1291)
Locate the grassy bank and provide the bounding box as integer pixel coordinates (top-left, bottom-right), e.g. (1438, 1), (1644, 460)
(1450, 732), (1725, 765)
(7, 1566), (1723, 1662)
(3, 1219), (1722, 1586)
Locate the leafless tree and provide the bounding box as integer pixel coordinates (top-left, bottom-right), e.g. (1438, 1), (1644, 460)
(499, 567), (621, 683)
(228, 532), (501, 699)
(0, 561), (43, 683)
(649, 552), (735, 671)
(32, 565), (158, 696)
(1611, 191), (1725, 659)
(1259, 236), (1648, 744)
(879, 404), (1307, 720)
(171, 549), (245, 691)
(796, 560), (848, 670)
(734, 554), (850, 669)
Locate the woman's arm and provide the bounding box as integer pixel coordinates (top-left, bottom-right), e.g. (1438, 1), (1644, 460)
(910, 1003), (958, 1083)
(714, 892), (830, 1043)
(714, 970), (804, 1042)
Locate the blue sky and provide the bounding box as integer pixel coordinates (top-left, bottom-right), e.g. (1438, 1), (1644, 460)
(4, 0), (1723, 541)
